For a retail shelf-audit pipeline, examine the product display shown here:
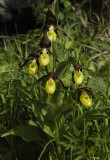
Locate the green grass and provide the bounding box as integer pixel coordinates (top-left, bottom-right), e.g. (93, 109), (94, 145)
(0, 3), (110, 160)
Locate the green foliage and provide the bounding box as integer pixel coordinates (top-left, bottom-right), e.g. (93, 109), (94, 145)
(0, 1), (110, 160)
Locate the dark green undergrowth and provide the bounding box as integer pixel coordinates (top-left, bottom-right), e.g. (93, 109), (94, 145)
(0, 0), (110, 160)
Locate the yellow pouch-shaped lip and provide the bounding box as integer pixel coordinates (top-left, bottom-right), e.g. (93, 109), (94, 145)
(45, 78), (56, 94)
(73, 70), (84, 85)
(80, 91), (92, 107)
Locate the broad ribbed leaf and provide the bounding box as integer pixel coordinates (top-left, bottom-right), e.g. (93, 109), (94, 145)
(1, 124), (48, 143)
(74, 110), (108, 127)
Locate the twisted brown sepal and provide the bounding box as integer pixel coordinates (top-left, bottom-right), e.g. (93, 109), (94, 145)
(48, 72), (56, 79)
(20, 50), (41, 69)
(74, 64), (82, 72)
(74, 64), (95, 77)
(45, 9), (71, 40)
(48, 72), (68, 89)
(56, 76), (68, 89)
(48, 50), (59, 63)
(46, 9), (57, 26)
(72, 65), (82, 84)
(36, 75), (48, 83)
(36, 72), (68, 89)
(84, 68), (95, 77)
(79, 87), (94, 99)
(55, 27), (71, 41)
(72, 71), (75, 84)
(39, 32), (51, 48)
(36, 72), (56, 83)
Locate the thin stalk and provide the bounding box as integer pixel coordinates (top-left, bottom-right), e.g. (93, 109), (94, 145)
(38, 139), (56, 160)
(104, 119), (109, 159)
(70, 146), (73, 160)
(47, 43), (54, 72)
(52, 41), (55, 69)
(46, 94), (52, 103)
(83, 115), (85, 155)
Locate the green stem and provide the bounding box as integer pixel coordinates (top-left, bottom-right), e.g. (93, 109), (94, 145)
(83, 116), (85, 155)
(38, 139), (56, 160)
(46, 94), (51, 103)
(51, 41), (55, 70)
(70, 146), (73, 160)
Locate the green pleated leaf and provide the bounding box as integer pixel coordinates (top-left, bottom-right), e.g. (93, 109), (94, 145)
(1, 124), (48, 143)
(74, 110), (108, 128)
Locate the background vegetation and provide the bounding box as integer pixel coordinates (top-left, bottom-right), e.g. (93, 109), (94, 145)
(0, 0), (110, 159)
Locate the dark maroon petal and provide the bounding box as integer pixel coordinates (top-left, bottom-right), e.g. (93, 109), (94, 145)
(36, 72), (56, 83)
(56, 27), (71, 41)
(39, 32), (51, 48)
(48, 50), (59, 63)
(36, 75), (48, 83)
(74, 64), (82, 71)
(84, 68), (95, 77)
(43, 26), (49, 33)
(72, 71), (75, 83)
(36, 59), (40, 69)
(46, 9), (57, 25)
(53, 26), (57, 33)
(20, 53), (35, 69)
(34, 50), (42, 57)
(56, 76), (68, 89)
(80, 87), (94, 98)
(48, 72), (56, 79)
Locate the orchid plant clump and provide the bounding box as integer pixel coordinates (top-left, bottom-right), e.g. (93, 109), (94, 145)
(21, 8), (94, 107)
(1, 2), (110, 160)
